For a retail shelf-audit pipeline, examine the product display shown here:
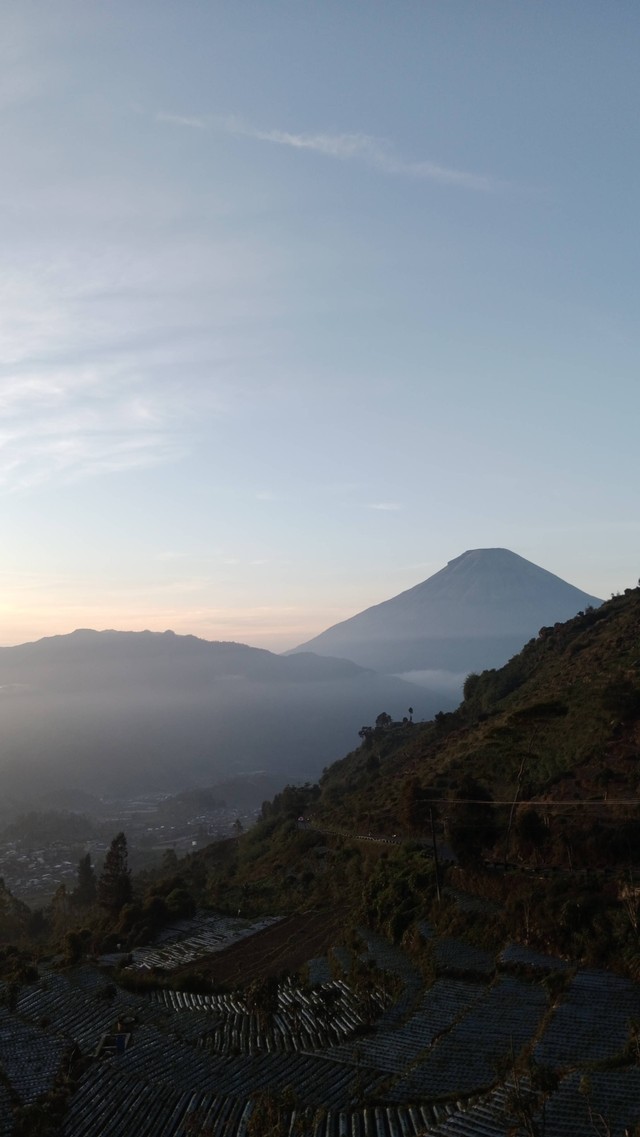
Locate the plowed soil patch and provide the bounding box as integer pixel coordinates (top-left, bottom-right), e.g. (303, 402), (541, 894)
(172, 906), (349, 987)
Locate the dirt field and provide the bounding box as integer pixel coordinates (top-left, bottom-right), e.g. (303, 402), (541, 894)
(171, 905), (350, 987)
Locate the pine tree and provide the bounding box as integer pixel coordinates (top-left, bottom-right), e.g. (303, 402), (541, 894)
(72, 853), (97, 907)
(97, 832), (132, 912)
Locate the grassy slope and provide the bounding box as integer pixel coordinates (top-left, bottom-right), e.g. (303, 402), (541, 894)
(173, 587), (640, 970)
(313, 587), (640, 838)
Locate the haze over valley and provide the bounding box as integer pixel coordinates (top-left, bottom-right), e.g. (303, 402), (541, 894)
(0, 628), (430, 812)
(0, 549), (604, 824)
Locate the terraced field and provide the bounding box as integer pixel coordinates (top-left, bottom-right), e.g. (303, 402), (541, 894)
(2, 919), (640, 1135)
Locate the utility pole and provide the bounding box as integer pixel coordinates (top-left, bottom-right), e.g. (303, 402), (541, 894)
(430, 807), (441, 904)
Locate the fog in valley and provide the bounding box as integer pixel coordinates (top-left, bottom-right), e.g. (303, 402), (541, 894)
(0, 629), (441, 824)
(0, 551), (601, 825)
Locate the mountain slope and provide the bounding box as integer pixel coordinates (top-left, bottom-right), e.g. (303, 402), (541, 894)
(184, 584), (640, 974)
(290, 548), (602, 673)
(313, 584), (640, 851)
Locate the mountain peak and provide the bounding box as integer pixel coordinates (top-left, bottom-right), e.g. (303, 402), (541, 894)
(449, 547), (518, 564)
(290, 549), (602, 675)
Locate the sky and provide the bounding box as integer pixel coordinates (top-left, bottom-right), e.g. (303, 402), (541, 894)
(1, 1), (639, 650)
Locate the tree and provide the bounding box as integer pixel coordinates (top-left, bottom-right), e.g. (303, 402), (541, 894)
(358, 726), (374, 749)
(399, 778), (438, 837)
(515, 808), (548, 863)
(0, 877), (31, 941)
(375, 712), (392, 729)
(447, 776), (497, 865)
(72, 853), (97, 907)
(504, 700), (568, 858)
(602, 678), (640, 723)
(50, 883), (71, 937)
(463, 672), (481, 702)
(98, 832), (132, 912)
(161, 848), (179, 874)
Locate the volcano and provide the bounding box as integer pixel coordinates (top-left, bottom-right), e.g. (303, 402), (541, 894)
(290, 549), (602, 676)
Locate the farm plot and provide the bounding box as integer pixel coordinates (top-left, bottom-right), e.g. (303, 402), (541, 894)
(62, 1062), (458, 1137)
(0, 1010), (68, 1105)
(62, 1065), (253, 1137)
(15, 968), (180, 1051)
(388, 976), (548, 1101)
(358, 928), (423, 1026)
(428, 1081), (534, 1137)
(188, 1051), (388, 1109)
(325, 978), (486, 1075)
(538, 1068), (640, 1137)
(303, 1102), (458, 1136)
(534, 969), (640, 1069)
(130, 914), (281, 970)
(173, 908), (352, 988)
(100, 1024), (387, 1109)
(498, 943), (571, 973)
(154, 976), (387, 1052)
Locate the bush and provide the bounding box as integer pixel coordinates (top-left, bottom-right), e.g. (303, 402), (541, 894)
(602, 678), (640, 722)
(165, 888), (196, 919)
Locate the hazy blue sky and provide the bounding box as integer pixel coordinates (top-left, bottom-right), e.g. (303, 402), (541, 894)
(1, 2), (638, 649)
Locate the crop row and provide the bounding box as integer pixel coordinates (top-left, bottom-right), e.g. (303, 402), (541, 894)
(389, 976), (548, 1100)
(62, 1049), (640, 1137)
(153, 978), (387, 1052)
(432, 1067), (640, 1137)
(358, 929), (423, 1026)
(538, 1067), (640, 1137)
(428, 1081), (532, 1137)
(62, 1063), (468, 1137)
(0, 1011), (68, 1105)
(131, 915), (281, 970)
(535, 968), (640, 1068)
(326, 979), (487, 1074)
(498, 943), (571, 972)
(62, 1066), (252, 1137)
(16, 970), (174, 1050)
(109, 1024), (386, 1108)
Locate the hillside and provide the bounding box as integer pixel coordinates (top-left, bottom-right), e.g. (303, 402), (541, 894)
(291, 548), (602, 675)
(195, 583), (640, 966)
(312, 584), (640, 854)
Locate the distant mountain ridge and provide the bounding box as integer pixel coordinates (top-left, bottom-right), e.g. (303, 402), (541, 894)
(290, 548), (602, 674)
(0, 628), (367, 689)
(0, 629), (435, 812)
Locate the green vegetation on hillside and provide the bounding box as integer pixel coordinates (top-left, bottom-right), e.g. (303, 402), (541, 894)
(172, 586), (640, 974)
(1, 586), (640, 983)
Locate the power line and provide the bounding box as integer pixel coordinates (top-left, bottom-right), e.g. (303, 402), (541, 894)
(427, 799), (640, 807)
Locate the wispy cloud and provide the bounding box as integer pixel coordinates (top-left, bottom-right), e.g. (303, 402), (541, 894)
(156, 112), (207, 130)
(159, 111), (501, 192)
(0, 390), (182, 492)
(366, 502), (403, 512)
(0, 215), (279, 492)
